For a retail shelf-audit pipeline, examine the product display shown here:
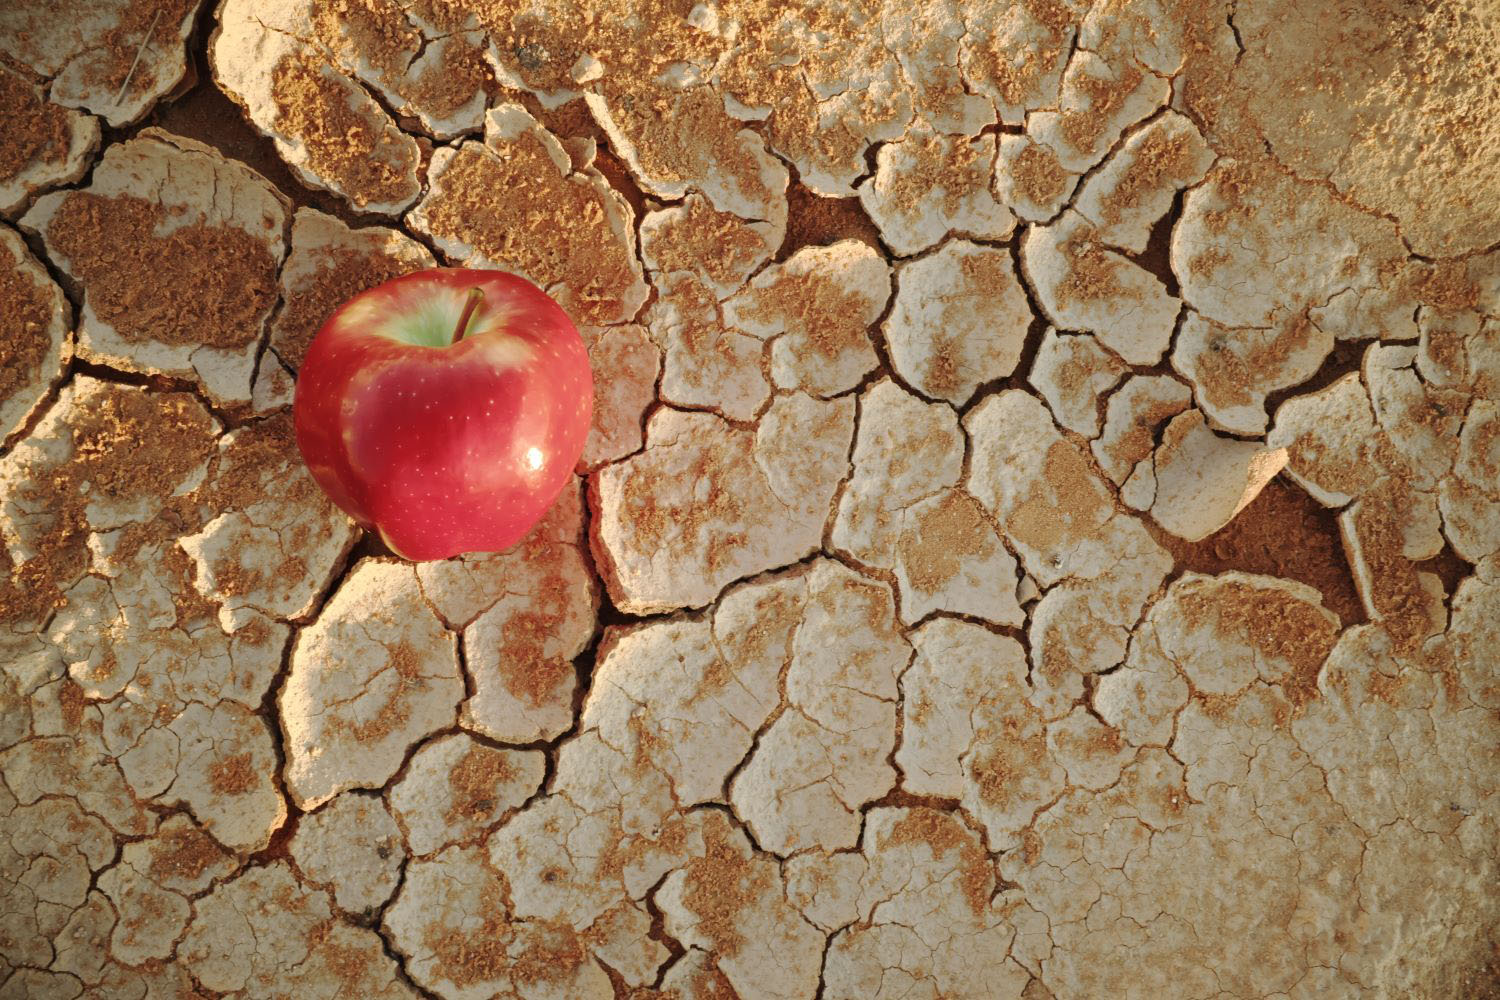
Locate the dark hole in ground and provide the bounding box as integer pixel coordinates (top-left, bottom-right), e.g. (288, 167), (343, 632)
(777, 179), (883, 260)
(1155, 475), (1366, 626)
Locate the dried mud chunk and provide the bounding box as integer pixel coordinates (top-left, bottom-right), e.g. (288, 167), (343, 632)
(181, 861), (417, 998)
(1029, 50), (1169, 173)
(97, 815), (235, 965)
(731, 561), (908, 854)
(281, 559), (463, 809)
(587, 78), (789, 224)
(385, 845), (610, 1000)
(271, 208), (436, 371)
(1023, 210), (1180, 366)
(1091, 375), (1192, 485)
(833, 379), (964, 569)
(0, 792), (116, 970)
(441, 480), (597, 744)
(1365, 344), (1465, 492)
(639, 194), (780, 300)
(0, 226), (69, 444)
(585, 570), (801, 808)
(409, 104), (649, 326)
(1440, 398), (1500, 563)
(0, 68), (100, 218)
(1268, 373), (1384, 507)
(578, 324), (659, 469)
(1232, 0), (1500, 256)
(958, 0), (1082, 124)
(0, 378), (217, 646)
(995, 134), (1079, 222)
(1140, 410), (1287, 542)
(213, 0), (422, 214)
(960, 686), (1068, 851)
(648, 271), (770, 422)
(895, 489), (1024, 627)
(20, 130), (287, 406)
(1046, 706), (1133, 790)
(311, 0), (488, 139)
(1074, 111), (1213, 253)
(1172, 309), (1334, 435)
(723, 240), (890, 397)
(179, 413), (359, 630)
(899, 619), (1029, 799)
(592, 394), (853, 614)
(857, 128), (1013, 256)
(818, 807), (1028, 1000)
(390, 734), (543, 856)
(884, 240), (1034, 406)
(1027, 327), (1127, 436)
(252, 350), (296, 414)
(657, 812), (823, 1000)
(290, 793), (404, 914)
(881, 0), (996, 134)
(1, 0), (200, 127)
(118, 700), (286, 852)
(1172, 158), (1416, 339)
(1340, 479), (1447, 646)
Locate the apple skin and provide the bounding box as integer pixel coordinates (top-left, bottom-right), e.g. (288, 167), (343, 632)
(293, 268), (592, 561)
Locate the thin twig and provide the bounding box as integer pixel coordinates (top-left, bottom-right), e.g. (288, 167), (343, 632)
(114, 8), (164, 107)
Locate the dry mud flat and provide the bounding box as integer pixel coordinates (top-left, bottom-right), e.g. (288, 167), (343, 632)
(2, 0), (1499, 998)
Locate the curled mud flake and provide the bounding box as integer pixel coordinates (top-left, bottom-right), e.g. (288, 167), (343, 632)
(20, 131), (288, 406)
(1172, 158), (1417, 339)
(1268, 372), (1385, 507)
(639, 193), (781, 300)
(833, 378), (965, 570)
(593, 395), (853, 614)
(657, 812), (824, 1000)
(857, 127), (1013, 256)
(4, 0), (200, 127)
(885, 240), (1035, 407)
(1142, 409), (1287, 542)
(1027, 327), (1127, 437)
(648, 270), (770, 422)
(272, 208), (436, 371)
(1023, 211), (1180, 366)
(723, 239), (890, 397)
(731, 561), (908, 854)
(281, 560), (462, 809)
(409, 104), (649, 326)
(390, 733), (543, 855)
(577, 323), (659, 470)
(290, 792), (405, 913)
(0, 67), (100, 218)
(821, 806), (1030, 1000)
(0, 227), (69, 445)
(1091, 375), (1192, 486)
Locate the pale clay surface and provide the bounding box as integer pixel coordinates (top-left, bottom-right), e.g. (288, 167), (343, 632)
(6, 0), (1499, 997)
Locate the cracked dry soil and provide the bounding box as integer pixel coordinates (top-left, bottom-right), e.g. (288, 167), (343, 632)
(2, 0), (1499, 998)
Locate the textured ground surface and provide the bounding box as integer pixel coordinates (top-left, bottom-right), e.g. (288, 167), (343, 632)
(2, 1), (1499, 998)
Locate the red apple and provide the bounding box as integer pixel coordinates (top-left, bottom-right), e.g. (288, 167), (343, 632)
(293, 268), (592, 561)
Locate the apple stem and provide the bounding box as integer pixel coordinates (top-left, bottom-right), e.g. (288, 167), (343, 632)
(452, 287), (484, 344)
